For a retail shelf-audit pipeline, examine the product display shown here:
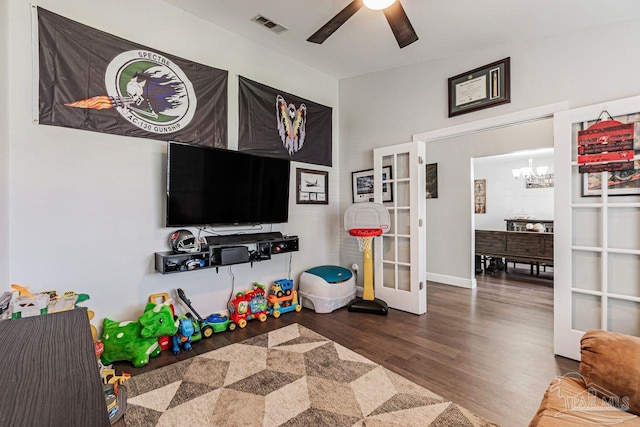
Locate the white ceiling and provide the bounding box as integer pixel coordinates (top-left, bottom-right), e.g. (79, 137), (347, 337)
(160, 0), (640, 79)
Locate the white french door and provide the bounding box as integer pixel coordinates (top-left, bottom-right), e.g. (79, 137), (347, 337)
(555, 95), (640, 360)
(373, 141), (426, 314)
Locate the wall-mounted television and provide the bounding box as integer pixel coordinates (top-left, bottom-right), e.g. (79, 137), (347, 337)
(166, 142), (291, 226)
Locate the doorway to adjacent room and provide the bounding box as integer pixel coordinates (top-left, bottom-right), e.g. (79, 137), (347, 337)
(473, 148), (555, 285)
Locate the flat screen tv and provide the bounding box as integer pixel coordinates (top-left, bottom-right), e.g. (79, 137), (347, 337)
(166, 142), (291, 226)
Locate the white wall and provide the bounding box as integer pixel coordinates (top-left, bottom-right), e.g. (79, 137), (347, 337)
(0, 0), (9, 286)
(474, 148), (554, 230)
(7, 0), (339, 323)
(339, 18), (640, 286)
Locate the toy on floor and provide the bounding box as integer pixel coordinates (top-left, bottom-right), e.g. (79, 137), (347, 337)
(87, 309), (99, 342)
(176, 288), (234, 340)
(103, 373), (128, 424)
(0, 292), (12, 315)
(100, 300), (178, 367)
(88, 309), (105, 358)
(8, 284), (91, 319)
(11, 284), (33, 297)
(10, 284), (49, 319)
(97, 359), (112, 379)
(148, 293), (175, 351)
(172, 315), (195, 354)
(102, 368), (132, 397)
(344, 202), (390, 315)
(104, 383), (119, 421)
(94, 341), (104, 359)
(267, 279), (302, 317)
(228, 282), (268, 328)
(44, 290), (90, 313)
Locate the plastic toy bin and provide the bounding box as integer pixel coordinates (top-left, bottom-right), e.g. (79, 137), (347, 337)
(299, 265), (355, 313)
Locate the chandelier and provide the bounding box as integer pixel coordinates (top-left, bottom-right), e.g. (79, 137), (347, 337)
(512, 158), (554, 188)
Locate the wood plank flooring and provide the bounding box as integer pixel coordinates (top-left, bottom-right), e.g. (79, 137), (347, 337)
(114, 272), (577, 426)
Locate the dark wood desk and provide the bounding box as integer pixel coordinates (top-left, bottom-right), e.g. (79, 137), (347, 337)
(0, 308), (110, 427)
(476, 230), (554, 276)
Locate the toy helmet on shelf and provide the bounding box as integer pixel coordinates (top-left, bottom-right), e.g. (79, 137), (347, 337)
(169, 229), (201, 253)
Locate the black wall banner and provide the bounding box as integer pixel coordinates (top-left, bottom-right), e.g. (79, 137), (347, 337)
(37, 7), (228, 148)
(238, 76), (333, 167)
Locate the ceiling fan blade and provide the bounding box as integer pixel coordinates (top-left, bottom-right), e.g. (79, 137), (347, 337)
(307, 0), (364, 44)
(383, 1), (419, 48)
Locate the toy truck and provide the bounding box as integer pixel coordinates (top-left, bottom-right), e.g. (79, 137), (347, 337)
(270, 279), (294, 298)
(267, 279), (302, 317)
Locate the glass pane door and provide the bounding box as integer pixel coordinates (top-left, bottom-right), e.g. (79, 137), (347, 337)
(374, 142), (426, 314)
(555, 98), (640, 360)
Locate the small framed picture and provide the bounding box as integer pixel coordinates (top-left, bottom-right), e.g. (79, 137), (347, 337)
(426, 163), (438, 198)
(296, 168), (328, 204)
(474, 179), (486, 214)
(352, 166), (393, 203)
(582, 160), (640, 197)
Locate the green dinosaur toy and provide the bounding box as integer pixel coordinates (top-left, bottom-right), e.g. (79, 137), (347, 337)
(101, 300), (178, 367)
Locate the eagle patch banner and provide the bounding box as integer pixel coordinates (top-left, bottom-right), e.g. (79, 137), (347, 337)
(238, 76), (332, 167)
(37, 7), (228, 148)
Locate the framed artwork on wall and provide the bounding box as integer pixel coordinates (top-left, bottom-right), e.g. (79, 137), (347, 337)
(352, 166), (393, 203)
(296, 168), (328, 204)
(474, 179), (486, 214)
(426, 163), (438, 198)
(582, 160), (640, 197)
(448, 57), (511, 117)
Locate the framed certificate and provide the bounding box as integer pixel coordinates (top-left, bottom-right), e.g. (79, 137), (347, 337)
(448, 58), (510, 117)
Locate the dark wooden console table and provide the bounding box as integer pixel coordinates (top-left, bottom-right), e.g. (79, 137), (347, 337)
(476, 230), (554, 276)
(504, 218), (554, 233)
(0, 308), (109, 427)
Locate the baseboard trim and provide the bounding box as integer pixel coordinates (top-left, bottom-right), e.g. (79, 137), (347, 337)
(356, 276), (476, 292)
(427, 273), (476, 289)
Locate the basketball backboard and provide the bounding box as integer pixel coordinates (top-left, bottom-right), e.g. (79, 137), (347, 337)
(344, 202), (390, 233)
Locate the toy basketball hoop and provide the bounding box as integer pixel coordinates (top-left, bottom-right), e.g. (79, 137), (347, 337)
(350, 228), (383, 253)
(344, 203), (390, 315)
(344, 202), (390, 234)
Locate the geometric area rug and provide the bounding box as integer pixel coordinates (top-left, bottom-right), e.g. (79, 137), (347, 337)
(124, 324), (497, 426)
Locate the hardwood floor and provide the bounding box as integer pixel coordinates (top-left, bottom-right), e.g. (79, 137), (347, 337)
(114, 272), (577, 426)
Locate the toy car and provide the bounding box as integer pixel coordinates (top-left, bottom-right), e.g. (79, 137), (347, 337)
(185, 259), (205, 270)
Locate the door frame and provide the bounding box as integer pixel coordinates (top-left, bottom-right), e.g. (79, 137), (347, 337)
(412, 102), (569, 289)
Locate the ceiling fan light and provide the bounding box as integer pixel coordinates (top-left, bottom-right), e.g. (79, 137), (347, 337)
(363, 0), (397, 10)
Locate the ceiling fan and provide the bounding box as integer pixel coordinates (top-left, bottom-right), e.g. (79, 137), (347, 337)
(307, 0), (418, 49)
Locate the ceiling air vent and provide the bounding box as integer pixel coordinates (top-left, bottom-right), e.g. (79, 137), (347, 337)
(251, 15), (288, 34)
